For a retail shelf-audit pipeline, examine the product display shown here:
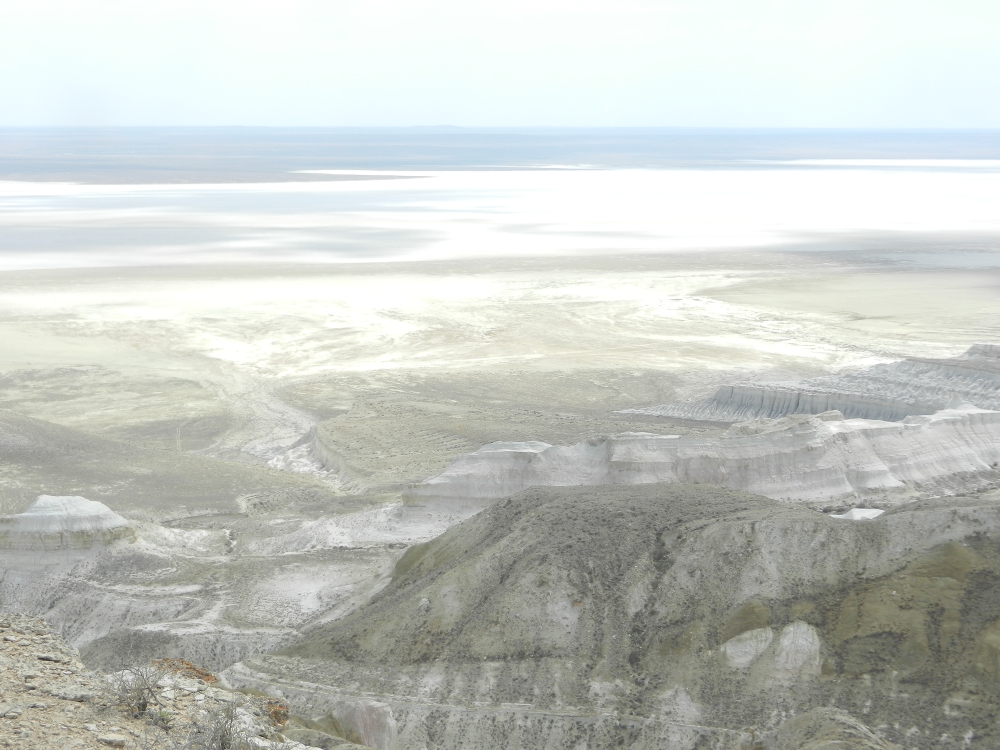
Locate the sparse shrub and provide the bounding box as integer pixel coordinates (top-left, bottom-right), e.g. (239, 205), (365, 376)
(108, 664), (166, 717)
(188, 700), (259, 750)
(151, 707), (175, 730)
(106, 661), (281, 749)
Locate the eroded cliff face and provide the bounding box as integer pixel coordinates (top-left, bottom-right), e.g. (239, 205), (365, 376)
(226, 484), (1000, 750)
(0, 492), (389, 673)
(0, 495), (136, 551)
(0, 409), (400, 676)
(405, 407), (1000, 508)
(628, 343), (1000, 423)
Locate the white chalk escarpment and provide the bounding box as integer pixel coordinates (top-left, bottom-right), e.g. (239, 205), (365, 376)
(0, 495), (135, 550)
(0, 410), (418, 673)
(227, 484), (991, 750)
(0, 492), (400, 674)
(406, 406), (1000, 507)
(627, 343), (1000, 423)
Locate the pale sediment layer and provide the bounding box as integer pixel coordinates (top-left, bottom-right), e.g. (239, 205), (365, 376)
(406, 406), (1000, 507)
(219, 670), (752, 750)
(0, 495), (135, 551)
(629, 343), (1000, 423)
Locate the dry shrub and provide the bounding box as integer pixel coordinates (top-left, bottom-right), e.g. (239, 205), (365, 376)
(263, 698), (289, 726)
(108, 664), (165, 717)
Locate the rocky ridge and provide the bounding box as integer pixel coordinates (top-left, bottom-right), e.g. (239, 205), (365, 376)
(625, 344), (1000, 423)
(405, 406), (1000, 508)
(229, 483), (971, 749)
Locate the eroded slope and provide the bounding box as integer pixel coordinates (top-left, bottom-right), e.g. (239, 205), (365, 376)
(229, 484), (1000, 750)
(406, 407), (1000, 508)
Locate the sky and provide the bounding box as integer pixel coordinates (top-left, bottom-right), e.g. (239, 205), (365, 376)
(0, 0), (998, 128)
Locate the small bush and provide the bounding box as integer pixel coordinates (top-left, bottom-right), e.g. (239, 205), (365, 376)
(108, 664), (165, 717)
(185, 700), (261, 750)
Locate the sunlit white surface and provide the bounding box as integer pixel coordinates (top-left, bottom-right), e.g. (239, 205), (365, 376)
(830, 508), (885, 520)
(2, 164), (1000, 270)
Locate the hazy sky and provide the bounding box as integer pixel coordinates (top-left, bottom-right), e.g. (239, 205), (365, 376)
(2, 0), (998, 128)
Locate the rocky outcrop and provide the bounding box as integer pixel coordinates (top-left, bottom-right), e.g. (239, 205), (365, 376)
(0, 495), (135, 551)
(227, 484), (1000, 749)
(627, 343), (1000, 423)
(0, 614), (326, 750)
(405, 407), (1000, 508)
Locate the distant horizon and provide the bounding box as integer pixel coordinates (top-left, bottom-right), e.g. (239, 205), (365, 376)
(2, 125), (1000, 133)
(2, 129), (999, 185)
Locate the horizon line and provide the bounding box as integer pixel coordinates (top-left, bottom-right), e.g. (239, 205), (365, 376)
(2, 125), (1000, 133)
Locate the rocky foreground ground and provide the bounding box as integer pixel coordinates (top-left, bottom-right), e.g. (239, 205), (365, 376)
(0, 614), (373, 750)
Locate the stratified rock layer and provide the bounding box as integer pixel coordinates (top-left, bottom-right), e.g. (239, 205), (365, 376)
(0, 495), (135, 551)
(228, 484), (1000, 750)
(627, 344), (1000, 423)
(405, 407), (1000, 507)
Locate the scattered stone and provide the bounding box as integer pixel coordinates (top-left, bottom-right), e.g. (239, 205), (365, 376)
(37, 652), (70, 663)
(0, 705), (22, 719)
(0, 615), (290, 749)
(175, 677), (205, 693)
(43, 685), (97, 702)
